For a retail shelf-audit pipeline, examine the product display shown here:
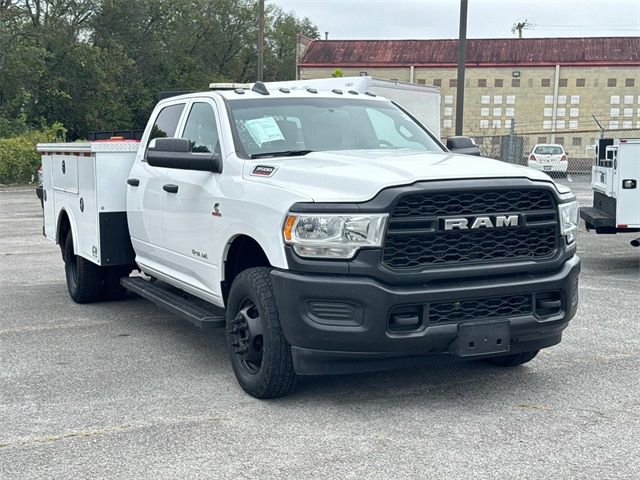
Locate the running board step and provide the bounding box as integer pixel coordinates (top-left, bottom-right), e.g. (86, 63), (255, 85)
(121, 277), (226, 329)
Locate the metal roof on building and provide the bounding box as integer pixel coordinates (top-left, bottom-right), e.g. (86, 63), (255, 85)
(299, 37), (640, 67)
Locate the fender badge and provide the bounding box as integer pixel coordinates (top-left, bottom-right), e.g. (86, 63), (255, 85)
(251, 165), (277, 177)
(212, 203), (222, 217)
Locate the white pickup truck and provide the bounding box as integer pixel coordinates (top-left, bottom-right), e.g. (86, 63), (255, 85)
(37, 81), (581, 398)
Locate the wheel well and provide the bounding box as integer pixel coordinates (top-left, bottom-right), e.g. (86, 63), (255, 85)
(57, 211), (71, 260)
(223, 235), (271, 303)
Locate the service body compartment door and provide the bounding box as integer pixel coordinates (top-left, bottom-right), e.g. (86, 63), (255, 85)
(616, 141), (640, 227)
(51, 154), (79, 194)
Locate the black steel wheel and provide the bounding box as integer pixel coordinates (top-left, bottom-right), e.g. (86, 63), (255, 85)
(226, 267), (295, 399)
(230, 298), (264, 374)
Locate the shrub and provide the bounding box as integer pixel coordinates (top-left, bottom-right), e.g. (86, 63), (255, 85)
(0, 123), (67, 185)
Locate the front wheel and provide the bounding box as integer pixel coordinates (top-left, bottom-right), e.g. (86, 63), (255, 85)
(226, 267), (296, 399)
(484, 350), (539, 367)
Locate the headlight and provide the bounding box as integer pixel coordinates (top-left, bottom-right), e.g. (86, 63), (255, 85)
(558, 200), (579, 244)
(283, 213), (388, 259)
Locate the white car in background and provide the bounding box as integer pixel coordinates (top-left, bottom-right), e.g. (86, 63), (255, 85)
(528, 144), (568, 176)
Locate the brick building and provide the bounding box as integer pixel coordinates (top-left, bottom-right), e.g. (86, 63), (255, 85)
(296, 37), (640, 147)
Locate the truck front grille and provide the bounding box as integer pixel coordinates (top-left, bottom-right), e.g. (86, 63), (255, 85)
(382, 188), (558, 269)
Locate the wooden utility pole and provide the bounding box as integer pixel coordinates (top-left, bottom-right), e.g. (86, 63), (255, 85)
(257, 0), (265, 81)
(455, 0), (468, 136)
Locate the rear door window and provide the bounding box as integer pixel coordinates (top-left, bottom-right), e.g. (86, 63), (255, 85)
(145, 103), (185, 158)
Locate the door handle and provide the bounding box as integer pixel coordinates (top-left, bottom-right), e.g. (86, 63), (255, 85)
(163, 184), (179, 193)
(127, 178), (140, 187)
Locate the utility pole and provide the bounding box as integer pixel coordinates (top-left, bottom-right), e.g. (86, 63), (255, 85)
(455, 0), (468, 136)
(257, 0), (265, 81)
(511, 20), (534, 38)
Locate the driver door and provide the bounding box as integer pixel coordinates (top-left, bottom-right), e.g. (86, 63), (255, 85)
(159, 99), (223, 301)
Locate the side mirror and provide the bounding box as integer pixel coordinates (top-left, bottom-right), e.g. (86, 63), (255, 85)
(446, 136), (481, 156)
(147, 137), (222, 173)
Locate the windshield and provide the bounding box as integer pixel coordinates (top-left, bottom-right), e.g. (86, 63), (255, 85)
(534, 145), (563, 155)
(227, 97), (444, 158)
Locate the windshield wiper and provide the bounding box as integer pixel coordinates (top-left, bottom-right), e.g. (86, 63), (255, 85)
(250, 149), (313, 159)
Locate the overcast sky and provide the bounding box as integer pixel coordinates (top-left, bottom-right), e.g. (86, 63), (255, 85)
(274, 0), (640, 39)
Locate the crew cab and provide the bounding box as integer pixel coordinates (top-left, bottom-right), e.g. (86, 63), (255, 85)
(37, 81), (581, 398)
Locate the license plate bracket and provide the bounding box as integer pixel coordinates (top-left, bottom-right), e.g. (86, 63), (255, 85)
(450, 320), (511, 357)
(543, 165), (552, 171)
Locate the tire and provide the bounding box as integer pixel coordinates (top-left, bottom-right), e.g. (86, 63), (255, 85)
(64, 233), (103, 303)
(226, 267), (295, 399)
(484, 350), (539, 367)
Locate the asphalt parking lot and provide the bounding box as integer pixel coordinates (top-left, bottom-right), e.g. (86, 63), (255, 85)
(1, 187), (639, 479)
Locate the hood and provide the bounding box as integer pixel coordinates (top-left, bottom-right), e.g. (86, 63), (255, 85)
(242, 150), (557, 202)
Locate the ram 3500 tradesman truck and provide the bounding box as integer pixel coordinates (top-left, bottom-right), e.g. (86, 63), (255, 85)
(38, 80), (581, 398)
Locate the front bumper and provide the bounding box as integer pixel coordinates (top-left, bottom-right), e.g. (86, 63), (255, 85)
(271, 255), (580, 375)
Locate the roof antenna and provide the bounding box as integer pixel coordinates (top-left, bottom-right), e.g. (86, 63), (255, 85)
(251, 81), (270, 96)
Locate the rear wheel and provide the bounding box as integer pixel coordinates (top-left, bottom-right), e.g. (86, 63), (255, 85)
(484, 350), (539, 367)
(64, 233), (103, 303)
(226, 267), (295, 399)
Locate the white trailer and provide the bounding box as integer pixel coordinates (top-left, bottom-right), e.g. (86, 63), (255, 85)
(252, 77), (441, 138)
(580, 138), (640, 246)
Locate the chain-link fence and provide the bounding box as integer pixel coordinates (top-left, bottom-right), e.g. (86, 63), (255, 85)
(472, 127), (640, 207)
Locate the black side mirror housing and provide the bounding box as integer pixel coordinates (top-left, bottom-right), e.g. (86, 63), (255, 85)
(446, 136), (481, 156)
(147, 137), (222, 173)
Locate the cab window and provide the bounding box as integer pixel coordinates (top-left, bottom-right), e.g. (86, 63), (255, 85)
(181, 102), (220, 155)
(145, 103), (185, 159)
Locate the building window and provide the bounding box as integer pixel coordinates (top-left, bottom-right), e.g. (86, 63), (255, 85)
(542, 79), (551, 87)
(511, 78), (520, 87)
(417, 79), (426, 85)
(608, 78), (617, 87)
(492, 137), (500, 145)
(478, 79), (487, 87)
(449, 79), (457, 88)
(556, 137), (565, 145)
(494, 79), (503, 87)
(538, 136), (547, 143)
(576, 78), (586, 87)
(443, 119), (452, 128)
(559, 79), (568, 87)
(572, 137), (582, 146)
(626, 78), (635, 87)
(475, 137), (484, 145)
(433, 79), (442, 87)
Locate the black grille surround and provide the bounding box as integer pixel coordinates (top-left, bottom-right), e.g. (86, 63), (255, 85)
(382, 188), (559, 270)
